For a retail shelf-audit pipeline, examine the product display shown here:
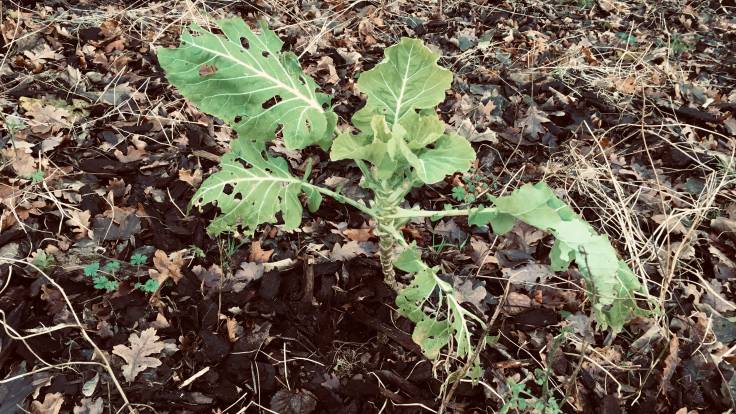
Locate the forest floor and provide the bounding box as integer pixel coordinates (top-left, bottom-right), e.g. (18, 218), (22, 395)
(1, 0), (736, 413)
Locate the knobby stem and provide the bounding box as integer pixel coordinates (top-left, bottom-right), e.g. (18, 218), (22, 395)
(384, 207), (475, 220)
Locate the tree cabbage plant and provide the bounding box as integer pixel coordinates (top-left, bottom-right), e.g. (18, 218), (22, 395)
(158, 18), (651, 368)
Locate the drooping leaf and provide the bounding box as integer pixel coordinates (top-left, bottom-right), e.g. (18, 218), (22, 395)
(394, 244), (482, 360)
(192, 138), (321, 235)
(158, 18), (336, 149)
(469, 182), (652, 332)
(353, 38), (452, 130)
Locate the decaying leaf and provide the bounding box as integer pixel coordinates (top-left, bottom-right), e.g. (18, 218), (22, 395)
(515, 105), (549, 140)
(148, 249), (186, 285)
(329, 240), (376, 261)
(453, 279), (489, 312)
(31, 392), (64, 414)
(249, 241), (274, 263)
(73, 397), (104, 414)
(270, 388), (318, 414)
(660, 335), (680, 394)
(112, 327), (166, 382)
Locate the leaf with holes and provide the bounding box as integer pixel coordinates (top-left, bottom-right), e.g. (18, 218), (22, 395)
(157, 19), (336, 149)
(191, 138), (321, 235)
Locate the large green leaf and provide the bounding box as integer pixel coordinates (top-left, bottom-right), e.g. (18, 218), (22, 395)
(158, 18), (336, 149)
(353, 38), (452, 130)
(191, 137), (320, 235)
(470, 182), (652, 332)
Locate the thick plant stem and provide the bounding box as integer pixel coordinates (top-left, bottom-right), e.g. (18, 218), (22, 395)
(378, 233), (398, 290)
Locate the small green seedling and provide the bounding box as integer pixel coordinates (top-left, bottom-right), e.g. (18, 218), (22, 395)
(82, 255), (156, 293)
(159, 18), (652, 371)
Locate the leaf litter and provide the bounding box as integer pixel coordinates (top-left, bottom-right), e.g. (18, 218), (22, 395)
(1, 1), (735, 412)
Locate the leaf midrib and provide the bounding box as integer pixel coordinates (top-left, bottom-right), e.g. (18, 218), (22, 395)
(184, 36), (323, 112)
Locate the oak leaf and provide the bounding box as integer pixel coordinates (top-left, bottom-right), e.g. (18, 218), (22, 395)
(31, 392), (64, 414)
(148, 249), (186, 285)
(112, 328), (165, 382)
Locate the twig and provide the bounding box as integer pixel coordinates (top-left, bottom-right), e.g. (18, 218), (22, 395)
(437, 279), (512, 414)
(0, 258), (136, 414)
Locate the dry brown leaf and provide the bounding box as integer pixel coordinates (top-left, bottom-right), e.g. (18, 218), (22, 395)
(65, 210), (92, 239)
(1, 147), (37, 177)
(226, 317), (242, 342)
(343, 227), (373, 242)
(19, 97), (74, 134)
(178, 168), (202, 187)
(73, 397), (104, 414)
(515, 105), (549, 139)
(31, 392), (64, 414)
(659, 335), (680, 394)
(112, 327), (166, 382)
(503, 292), (533, 316)
(329, 240), (376, 261)
(249, 241), (273, 263)
(148, 249), (186, 285)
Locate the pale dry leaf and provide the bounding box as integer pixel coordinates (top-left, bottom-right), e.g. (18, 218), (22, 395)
(31, 392), (64, 414)
(19, 97), (74, 134)
(249, 241), (273, 263)
(1, 147), (37, 177)
(433, 219), (467, 244)
(453, 279), (488, 311)
(178, 168), (202, 187)
(65, 210), (92, 238)
(192, 264), (223, 292)
(343, 227), (373, 242)
(515, 105), (549, 139)
(234, 261), (264, 288)
(503, 292), (533, 316)
(112, 327), (166, 382)
(469, 238), (495, 266)
(502, 264), (556, 288)
(148, 249), (186, 285)
(73, 397), (104, 414)
(114, 146), (145, 163)
(329, 240), (376, 261)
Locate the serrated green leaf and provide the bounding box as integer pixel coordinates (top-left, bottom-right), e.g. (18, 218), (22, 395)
(158, 18), (336, 149)
(191, 137), (320, 235)
(83, 262), (100, 277)
(130, 253), (148, 266)
(353, 38), (452, 130)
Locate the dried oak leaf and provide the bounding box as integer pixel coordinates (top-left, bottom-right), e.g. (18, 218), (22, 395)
(329, 240), (376, 261)
(453, 279), (489, 312)
(148, 249), (186, 285)
(515, 105), (549, 140)
(65, 210), (92, 239)
(112, 327), (165, 382)
(31, 392), (64, 414)
(343, 227), (373, 242)
(249, 241), (273, 263)
(19, 97), (74, 134)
